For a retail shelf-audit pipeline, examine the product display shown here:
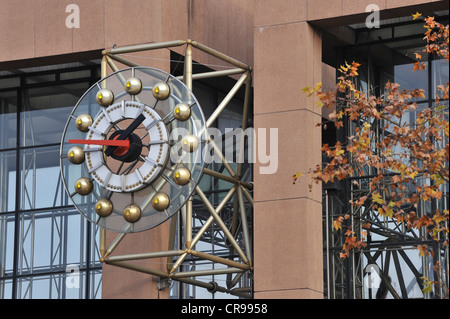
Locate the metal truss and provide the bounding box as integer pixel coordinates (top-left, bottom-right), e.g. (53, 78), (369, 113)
(98, 40), (254, 298)
(324, 121), (449, 299)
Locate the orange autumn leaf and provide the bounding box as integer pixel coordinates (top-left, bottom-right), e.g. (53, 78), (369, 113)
(417, 244), (429, 256)
(413, 62), (427, 71)
(412, 12), (422, 20)
(333, 216), (344, 230)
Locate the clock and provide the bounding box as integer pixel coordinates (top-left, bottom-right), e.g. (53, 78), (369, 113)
(60, 67), (207, 233)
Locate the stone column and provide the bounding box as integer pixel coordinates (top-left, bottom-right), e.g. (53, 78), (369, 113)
(253, 0), (324, 298)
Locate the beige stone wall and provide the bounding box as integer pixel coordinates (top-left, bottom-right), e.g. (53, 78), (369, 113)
(1, 0), (446, 300)
(253, 1), (323, 298)
(0, 0), (254, 69)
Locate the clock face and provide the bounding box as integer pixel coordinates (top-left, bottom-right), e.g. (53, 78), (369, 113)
(60, 67), (206, 233)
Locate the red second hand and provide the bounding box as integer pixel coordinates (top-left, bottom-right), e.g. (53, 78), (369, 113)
(68, 139), (130, 147)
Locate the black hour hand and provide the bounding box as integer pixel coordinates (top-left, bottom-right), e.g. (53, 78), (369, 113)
(105, 113), (146, 156)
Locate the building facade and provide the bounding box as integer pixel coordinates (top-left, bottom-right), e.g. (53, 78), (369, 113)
(0, 0), (448, 299)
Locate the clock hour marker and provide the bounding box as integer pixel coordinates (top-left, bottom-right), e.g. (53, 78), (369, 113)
(152, 192), (170, 211)
(173, 167), (191, 185)
(83, 146), (103, 152)
(101, 108), (113, 123)
(124, 77), (143, 95)
(95, 198), (113, 217)
(152, 82), (170, 100)
(74, 177), (93, 195)
(147, 140), (165, 146)
(75, 114), (93, 132)
(173, 103), (191, 121)
(181, 134), (199, 152)
(96, 88), (114, 107)
(144, 156), (160, 166)
(102, 171), (112, 188)
(88, 126), (105, 137)
(144, 119), (159, 130)
(88, 160), (103, 174)
(123, 204), (141, 223)
(67, 146), (85, 164)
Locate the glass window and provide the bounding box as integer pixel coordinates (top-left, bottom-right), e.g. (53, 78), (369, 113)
(19, 146), (67, 210)
(0, 77), (20, 90)
(0, 150), (16, 212)
(0, 90), (17, 150)
(0, 278), (12, 299)
(393, 62), (429, 99)
(15, 208), (94, 273)
(60, 69), (92, 81)
(0, 213), (15, 284)
(432, 58), (449, 97)
(25, 74), (55, 85)
(20, 82), (90, 147)
(0, 62), (102, 299)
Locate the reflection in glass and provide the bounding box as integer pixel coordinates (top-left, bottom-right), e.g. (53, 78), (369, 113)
(432, 58), (449, 97)
(0, 151), (16, 212)
(19, 146), (68, 210)
(0, 90), (17, 150)
(21, 83), (90, 147)
(393, 62), (428, 99)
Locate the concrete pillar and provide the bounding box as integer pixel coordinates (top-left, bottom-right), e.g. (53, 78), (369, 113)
(253, 1), (324, 298)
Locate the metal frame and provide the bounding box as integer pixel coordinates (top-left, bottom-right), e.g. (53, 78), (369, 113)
(324, 25), (449, 298)
(98, 40), (254, 298)
(0, 64), (103, 299)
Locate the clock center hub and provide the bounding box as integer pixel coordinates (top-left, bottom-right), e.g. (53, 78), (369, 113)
(108, 131), (143, 162)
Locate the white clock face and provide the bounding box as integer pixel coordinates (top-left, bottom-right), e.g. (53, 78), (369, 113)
(85, 100), (169, 193)
(60, 67), (207, 233)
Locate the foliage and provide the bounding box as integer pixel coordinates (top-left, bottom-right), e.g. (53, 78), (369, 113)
(295, 13), (449, 297)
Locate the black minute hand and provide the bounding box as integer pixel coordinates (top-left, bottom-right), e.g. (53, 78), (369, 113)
(105, 113), (146, 156)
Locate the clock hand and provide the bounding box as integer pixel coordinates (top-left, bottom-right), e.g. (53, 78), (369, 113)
(68, 139), (130, 147)
(105, 113), (146, 156)
(121, 113), (146, 138)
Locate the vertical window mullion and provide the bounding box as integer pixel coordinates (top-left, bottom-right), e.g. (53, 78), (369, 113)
(12, 81), (22, 298)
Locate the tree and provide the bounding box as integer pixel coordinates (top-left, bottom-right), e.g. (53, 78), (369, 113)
(295, 13), (449, 298)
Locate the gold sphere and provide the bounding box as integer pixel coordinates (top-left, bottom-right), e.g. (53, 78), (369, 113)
(173, 103), (191, 121)
(96, 88), (114, 106)
(181, 134), (199, 152)
(75, 114), (93, 132)
(67, 146), (85, 164)
(173, 167), (191, 185)
(151, 192), (170, 211)
(125, 77), (142, 95)
(152, 82), (170, 100)
(95, 198), (113, 217)
(123, 204), (141, 223)
(74, 178), (93, 196)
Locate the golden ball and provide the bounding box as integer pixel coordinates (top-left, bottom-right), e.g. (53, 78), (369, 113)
(152, 82), (170, 100)
(123, 204), (141, 223)
(67, 146), (85, 165)
(74, 178), (93, 196)
(173, 103), (191, 121)
(151, 192), (170, 211)
(125, 77), (142, 95)
(96, 88), (114, 106)
(95, 198), (113, 217)
(173, 167), (191, 185)
(181, 134), (199, 152)
(75, 114), (93, 132)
